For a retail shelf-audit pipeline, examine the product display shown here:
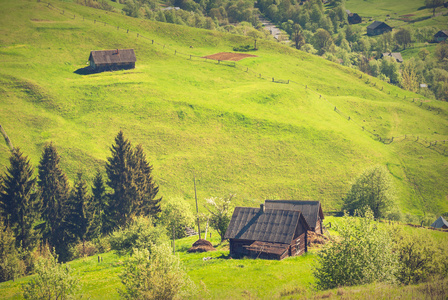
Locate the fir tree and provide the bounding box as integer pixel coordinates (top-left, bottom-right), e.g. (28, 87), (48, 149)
(66, 172), (93, 249)
(91, 169), (107, 235)
(132, 144), (161, 217)
(0, 148), (40, 250)
(106, 131), (161, 228)
(105, 131), (133, 227)
(37, 143), (70, 260)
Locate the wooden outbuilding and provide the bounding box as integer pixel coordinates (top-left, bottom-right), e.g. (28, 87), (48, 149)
(367, 21), (392, 36)
(265, 200), (324, 234)
(434, 30), (448, 42)
(382, 52), (404, 63)
(88, 49), (136, 72)
(225, 204), (310, 260)
(346, 10), (362, 24)
(431, 216), (448, 229)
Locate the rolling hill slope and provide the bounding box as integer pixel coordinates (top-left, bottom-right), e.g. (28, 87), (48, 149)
(0, 0), (447, 217)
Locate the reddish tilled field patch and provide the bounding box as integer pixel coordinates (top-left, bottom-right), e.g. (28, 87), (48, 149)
(202, 52), (257, 61)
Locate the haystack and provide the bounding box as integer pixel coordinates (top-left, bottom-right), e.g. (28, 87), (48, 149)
(187, 239), (216, 253)
(307, 231), (329, 247)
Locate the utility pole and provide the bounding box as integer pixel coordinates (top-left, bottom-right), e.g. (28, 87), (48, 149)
(194, 177), (201, 239)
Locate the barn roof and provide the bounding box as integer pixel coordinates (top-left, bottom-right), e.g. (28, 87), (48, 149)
(435, 30), (448, 37)
(367, 21), (390, 30)
(264, 200), (323, 229)
(382, 52), (404, 63)
(89, 49), (136, 65)
(431, 216), (448, 228)
(224, 207), (309, 244)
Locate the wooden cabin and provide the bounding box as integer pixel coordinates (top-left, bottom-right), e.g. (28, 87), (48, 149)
(88, 49), (136, 72)
(346, 10), (362, 24)
(367, 21), (392, 36)
(224, 204), (310, 260)
(434, 30), (448, 42)
(265, 200), (324, 234)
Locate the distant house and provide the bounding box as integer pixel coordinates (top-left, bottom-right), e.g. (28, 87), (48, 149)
(431, 216), (448, 229)
(382, 52), (404, 63)
(161, 6), (180, 11)
(346, 10), (362, 24)
(265, 200), (325, 234)
(224, 204), (310, 260)
(367, 21), (392, 36)
(434, 30), (448, 42)
(88, 49), (136, 72)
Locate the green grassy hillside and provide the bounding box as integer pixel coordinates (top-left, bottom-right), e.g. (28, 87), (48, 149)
(1, 220), (447, 299)
(0, 0), (447, 217)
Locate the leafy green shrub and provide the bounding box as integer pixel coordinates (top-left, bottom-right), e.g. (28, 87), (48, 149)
(119, 244), (196, 300)
(314, 210), (397, 290)
(109, 216), (168, 256)
(232, 45), (256, 52)
(159, 196), (195, 239)
(22, 249), (79, 299)
(392, 227), (448, 285)
(0, 221), (26, 282)
(70, 240), (98, 259)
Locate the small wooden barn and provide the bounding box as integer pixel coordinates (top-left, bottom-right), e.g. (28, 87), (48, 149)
(224, 204), (310, 260)
(88, 49), (136, 72)
(434, 30), (448, 42)
(346, 10), (362, 24)
(431, 216), (448, 229)
(265, 200), (324, 234)
(367, 21), (392, 36)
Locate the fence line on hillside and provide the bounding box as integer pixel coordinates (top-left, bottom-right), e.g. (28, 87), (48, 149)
(0, 125), (14, 151)
(38, 1), (448, 156)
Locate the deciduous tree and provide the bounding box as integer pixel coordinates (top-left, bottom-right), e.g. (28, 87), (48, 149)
(395, 28), (412, 49)
(204, 194), (234, 242)
(119, 245), (196, 300)
(425, 0), (444, 16)
(343, 165), (395, 219)
(314, 210), (397, 290)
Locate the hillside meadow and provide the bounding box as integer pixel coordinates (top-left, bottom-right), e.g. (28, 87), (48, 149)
(1, 217), (447, 299)
(0, 0), (447, 218)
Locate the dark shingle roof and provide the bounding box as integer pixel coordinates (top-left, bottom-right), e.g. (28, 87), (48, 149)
(89, 49), (136, 65)
(224, 207), (304, 244)
(435, 30), (448, 37)
(431, 216), (448, 228)
(367, 21), (390, 30)
(264, 200), (323, 229)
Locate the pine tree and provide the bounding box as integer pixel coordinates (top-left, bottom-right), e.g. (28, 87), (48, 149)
(105, 131), (133, 227)
(0, 148), (40, 250)
(91, 169), (107, 235)
(37, 143), (70, 259)
(105, 131), (162, 229)
(132, 144), (161, 217)
(66, 172), (93, 249)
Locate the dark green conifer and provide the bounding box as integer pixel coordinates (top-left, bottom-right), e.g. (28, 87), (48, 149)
(0, 148), (40, 250)
(67, 172), (92, 242)
(91, 169), (108, 235)
(105, 131), (133, 227)
(37, 143), (70, 260)
(105, 131), (161, 228)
